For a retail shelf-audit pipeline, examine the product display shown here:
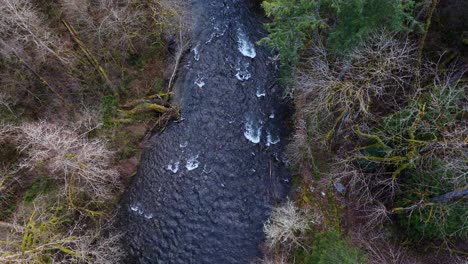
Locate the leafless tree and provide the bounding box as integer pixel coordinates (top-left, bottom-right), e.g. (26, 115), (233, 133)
(0, 198), (124, 263)
(17, 122), (120, 199)
(264, 200), (321, 250)
(0, 0), (72, 64)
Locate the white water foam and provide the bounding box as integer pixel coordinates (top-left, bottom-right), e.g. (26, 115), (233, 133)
(192, 44), (200, 61)
(266, 131), (280, 146)
(130, 204), (154, 220)
(235, 61), (252, 81)
(194, 78), (205, 88)
(237, 29), (256, 58)
(186, 155), (200, 171)
(235, 71), (251, 81)
(256, 87), (266, 97)
(144, 213), (154, 220)
(166, 161), (180, 174)
(244, 117), (262, 144)
(206, 23), (228, 44)
(130, 204), (144, 215)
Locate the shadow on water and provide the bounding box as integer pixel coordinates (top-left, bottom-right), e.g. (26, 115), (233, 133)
(120, 0), (292, 263)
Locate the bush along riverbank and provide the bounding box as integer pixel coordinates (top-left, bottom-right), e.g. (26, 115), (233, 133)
(0, 0), (188, 262)
(259, 0), (467, 263)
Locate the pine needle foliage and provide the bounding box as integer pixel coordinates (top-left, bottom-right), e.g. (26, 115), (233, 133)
(329, 0), (416, 54)
(260, 0), (417, 78)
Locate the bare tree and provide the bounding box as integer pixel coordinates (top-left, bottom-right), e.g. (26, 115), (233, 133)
(17, 122), (120, 199)
(0, 0), (71, 64)
(0, 198), (124, 263)
(263, 200), (321, 250)
(158, 0), (192, 92)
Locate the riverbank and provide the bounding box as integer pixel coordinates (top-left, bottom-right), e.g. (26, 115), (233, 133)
(0, 1), (186, 262)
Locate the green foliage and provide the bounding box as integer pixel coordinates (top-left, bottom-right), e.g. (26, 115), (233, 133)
(100, 95), (118, 128)
(23, 177), (57, 204)
(260, 0), (326, 65)
(129, 41), (165, 69)
(260, 0), (332, 82)
(116, 73), (134, 99)
(153, 79), (165, 94)
(355, 82), (466, 240)
(395, 159), (467, 239)
(329, 0), (415, 53)
(356, 83), (465, 179)
(112, 130), (139, 160)
(260, 0), (416, 77)
(295, 230), (367, 264)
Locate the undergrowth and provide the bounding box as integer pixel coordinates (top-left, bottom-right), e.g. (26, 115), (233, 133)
(261, 0), (467, 262)
(0, 0), (189, 262)
(294, 230), (367, 264)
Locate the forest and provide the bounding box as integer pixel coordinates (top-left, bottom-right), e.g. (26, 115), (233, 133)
(0, 0), (466, 263)
(260, 0), (467, 263)
(0, 0), (187, 262)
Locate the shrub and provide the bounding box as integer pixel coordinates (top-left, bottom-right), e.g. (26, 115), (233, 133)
(351, 229), (414, 264)
(295, 230), (367, 264)
(60, 0), (150, 58)
(288, 33), (415, 167)
(288, 25), (466, 242)
(396, 165), (468, 240)
(23, 176), (56, 203)
(17, 122), (119, 199)
(0, 198), (124, 263)
(0, 0), (73, 106)
(0, 92), (14, 114)
(343, 66), (467, 239)
(264, 200), (321, 249)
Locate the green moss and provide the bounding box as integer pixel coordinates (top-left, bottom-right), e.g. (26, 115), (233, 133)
(355, 84), (466, 240)
(116, 73), (134, 99)
(292, 175), (302, 189)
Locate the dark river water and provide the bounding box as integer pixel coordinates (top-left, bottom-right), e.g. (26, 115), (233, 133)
(120, 0), (291, 263)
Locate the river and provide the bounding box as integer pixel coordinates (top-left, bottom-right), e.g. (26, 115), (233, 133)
(120, 0), (291, 262)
